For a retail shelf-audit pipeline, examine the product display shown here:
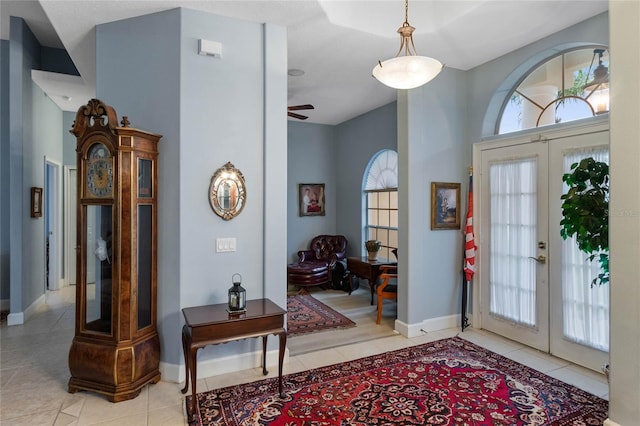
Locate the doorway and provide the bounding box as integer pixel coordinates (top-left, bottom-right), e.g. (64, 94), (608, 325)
(45, 159), (62, 291)
(474, 121), (609, 371)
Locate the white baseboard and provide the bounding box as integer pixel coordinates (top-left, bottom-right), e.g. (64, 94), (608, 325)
(159, 360), (182, 384)
(6, 294), (45, 326)
(394, 314), (459, 338)
(160, 347), (290, 384)
(25, 294), (45, 320)
(604, 419), (621, 426)
(421, 314), (459, 332)
(7, 312), (24, 326)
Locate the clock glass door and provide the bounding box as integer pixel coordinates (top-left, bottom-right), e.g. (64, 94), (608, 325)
(85, 205), (113, 333)
(137, 204), (152, 329)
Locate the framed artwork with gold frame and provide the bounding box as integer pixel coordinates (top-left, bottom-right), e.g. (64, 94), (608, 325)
(431, 182), (460, 230)
(299, 183), (325, 216)
(31, 187), (43, 218)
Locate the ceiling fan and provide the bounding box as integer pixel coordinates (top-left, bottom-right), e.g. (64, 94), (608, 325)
(288, 104), (314, 120)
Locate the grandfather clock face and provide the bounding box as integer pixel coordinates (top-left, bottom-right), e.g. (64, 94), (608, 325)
(86, 143), (113, 198)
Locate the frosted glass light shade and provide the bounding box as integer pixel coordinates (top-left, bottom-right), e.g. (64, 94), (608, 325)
(588, 85), (610, 115)
(372, 55), (443, 90)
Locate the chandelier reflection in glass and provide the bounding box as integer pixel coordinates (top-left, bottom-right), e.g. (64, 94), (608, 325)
(582, 48), (609, 115)
(372, 0), (444, 90)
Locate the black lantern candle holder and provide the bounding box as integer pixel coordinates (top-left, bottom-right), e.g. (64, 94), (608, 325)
(227, 273), (246, 314)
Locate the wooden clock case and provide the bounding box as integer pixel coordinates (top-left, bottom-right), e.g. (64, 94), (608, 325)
(68, 99), (162, 402)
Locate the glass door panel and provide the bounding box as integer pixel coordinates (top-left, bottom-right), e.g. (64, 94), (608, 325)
(137, 205), (152, 329)
(84, 205), (113, 333)
(548, 131), (609, 370)
(480, 141), (549, 352)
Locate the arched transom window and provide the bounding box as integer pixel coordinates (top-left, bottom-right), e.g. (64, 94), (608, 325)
(498, 47), (609, 135)
(364, 150), (398, 260)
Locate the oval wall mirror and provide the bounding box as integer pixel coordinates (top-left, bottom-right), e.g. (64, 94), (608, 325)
(209, 161), (247, 220)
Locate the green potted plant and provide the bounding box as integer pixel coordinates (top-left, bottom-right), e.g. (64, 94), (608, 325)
(560, 157), (609, 286)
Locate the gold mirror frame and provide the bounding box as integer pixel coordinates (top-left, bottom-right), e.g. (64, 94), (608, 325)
(209, 162), (246, 220)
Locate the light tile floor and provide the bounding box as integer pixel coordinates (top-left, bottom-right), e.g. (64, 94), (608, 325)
(1, 285), (609, 425)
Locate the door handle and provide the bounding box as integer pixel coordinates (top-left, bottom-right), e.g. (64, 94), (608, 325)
(528, 255), (546, 264)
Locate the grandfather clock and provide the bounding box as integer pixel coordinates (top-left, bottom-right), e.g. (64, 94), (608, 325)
(68, 99), (162, 402)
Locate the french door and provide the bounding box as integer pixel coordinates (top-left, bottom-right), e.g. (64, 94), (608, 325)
(477, 123), (609, 371)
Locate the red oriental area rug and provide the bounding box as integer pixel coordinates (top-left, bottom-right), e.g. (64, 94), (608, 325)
(190, 336), (608, 425)
(286, 294), (356, 336)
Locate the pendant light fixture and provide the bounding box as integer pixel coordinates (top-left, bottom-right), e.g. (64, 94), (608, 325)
(582, 48), (610, 115)
(372, 0), (444, 90)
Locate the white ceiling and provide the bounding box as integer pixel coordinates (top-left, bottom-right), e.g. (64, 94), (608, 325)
(2, 0), (608, 125)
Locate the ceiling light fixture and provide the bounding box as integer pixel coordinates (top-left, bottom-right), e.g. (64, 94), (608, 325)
(372, 0), (444, 90)
(582, 48), (609, 115)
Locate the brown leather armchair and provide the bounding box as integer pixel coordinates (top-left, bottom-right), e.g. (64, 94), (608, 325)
(287, 235), (348, 293)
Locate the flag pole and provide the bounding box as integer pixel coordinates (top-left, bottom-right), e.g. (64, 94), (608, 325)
(461, 166), (475, 331)
(461, 232), (469, 331)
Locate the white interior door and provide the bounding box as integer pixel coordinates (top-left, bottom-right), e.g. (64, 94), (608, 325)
(477, 122), (610, 370)
(65, 167), (77, 286)
(480, 140), (550, 352)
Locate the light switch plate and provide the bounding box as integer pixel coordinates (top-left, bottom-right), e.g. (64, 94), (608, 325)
(216, 237), (236, 252)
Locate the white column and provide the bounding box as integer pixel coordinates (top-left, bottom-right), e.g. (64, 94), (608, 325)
(607, 0), (640, 424)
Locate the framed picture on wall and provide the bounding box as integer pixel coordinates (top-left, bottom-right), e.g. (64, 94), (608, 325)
(299, 183), (325, 216)
(31, 187), (43, 218)
(431, 182), (460, 230)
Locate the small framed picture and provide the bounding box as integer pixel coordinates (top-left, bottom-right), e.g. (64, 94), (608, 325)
(431, 182), (460, 230)
(31, 187), (43, 218)
(299, 183), (325, 216)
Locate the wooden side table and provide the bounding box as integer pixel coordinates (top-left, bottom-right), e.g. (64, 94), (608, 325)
(181, 299), (287, 423)
(347, 257), (397, 305)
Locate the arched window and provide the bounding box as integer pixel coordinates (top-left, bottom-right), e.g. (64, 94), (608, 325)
(364, 150), (398, 260)
(498, 47), (609, 134)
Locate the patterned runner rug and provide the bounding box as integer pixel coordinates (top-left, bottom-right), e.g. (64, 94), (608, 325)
(190, 336), (608, 425)
(286, 293), (356, 336)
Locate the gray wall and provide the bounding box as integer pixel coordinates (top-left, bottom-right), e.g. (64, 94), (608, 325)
(334, 102), (397, 258)
(287, 102), (398, 263)
(287, 121), (337, 261)
(96, 7), (287, 370)
(62, 111), (76, 166)
(8, 17), (64, 316)
(40, 47), (78, 76)
(400, 68), (468, 328)
(4, 18), (86, 317)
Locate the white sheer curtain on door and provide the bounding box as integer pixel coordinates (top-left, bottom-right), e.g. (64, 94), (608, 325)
(489, 158), (537, 327)
(562, 147), (609, 351)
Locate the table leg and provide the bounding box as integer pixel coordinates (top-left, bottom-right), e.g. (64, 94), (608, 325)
(369, 279), (375, 305)
(189, 347), (198, 423)
(180, 326), (190, 394)
(262, 335), (268, 375)
(278, 331), (287, 398)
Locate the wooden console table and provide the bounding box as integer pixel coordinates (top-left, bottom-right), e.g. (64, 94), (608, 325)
(181, 299), (287, 423)
(347, 257), (397, 305)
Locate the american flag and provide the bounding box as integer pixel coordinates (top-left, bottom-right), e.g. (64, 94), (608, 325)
(464, 172), (476, 283)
